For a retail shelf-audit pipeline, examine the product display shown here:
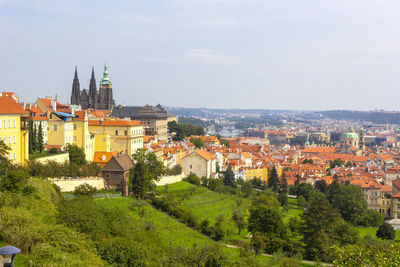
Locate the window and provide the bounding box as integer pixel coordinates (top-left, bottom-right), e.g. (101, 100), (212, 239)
(13, 136), (15, 143)
(125, 130), (127, 136)
(54, 125), (57, 131)
(74, 124), (76, 130)
(13, 153), (15, 160)
(3, 120), (5, 129)
(8, 119), (10, 128)
(13, 119), (15, 128)
(0, 120), (1, 128)
(190, 164), (192, 169)
(8, 136), (11, 144)
(115, 130), (118, 136)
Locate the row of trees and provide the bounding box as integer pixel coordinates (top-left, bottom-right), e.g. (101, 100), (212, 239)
(28, 121), (44, 154)
(167, 121), (205, 141)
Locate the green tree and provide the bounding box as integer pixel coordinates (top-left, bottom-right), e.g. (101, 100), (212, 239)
(268, 166), (279, 192)
(0, 139), (11, 173)
(0, 170), (30, 193)
(241, 180), (253, 197)
(130, 149), (165, 199)
(232, 209), (246, 235)
(190, 137), (204, 148)
(28, 120), (35, 153)
(329, 184), (368, 223)
(294, 182), (314, 201)
(223, 166), (235, 187)
(66, 143), (86, 165)
(300, 193), (358, 261)
(73, 183), (97, 197)
(314, 179), (327, 193)
(330, 158), (345, 169)
(376, 222), (395, 240)
(37, 122), (44, 153)
(32, 123), (38, 152)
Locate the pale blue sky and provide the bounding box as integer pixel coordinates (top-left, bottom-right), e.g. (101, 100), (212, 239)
(1, 0), (400, 110)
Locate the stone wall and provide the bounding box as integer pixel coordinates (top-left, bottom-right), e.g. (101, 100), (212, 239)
(155, 173), (186, 186)
(50, 177), (105, 192)
(35, 153), (69, 164)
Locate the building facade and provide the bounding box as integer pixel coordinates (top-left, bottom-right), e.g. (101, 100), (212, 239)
(111, 104), (176, 140)
(89, 119), (145, 156)
(71, 64), (115, 110)
(0, 93), (29, 164)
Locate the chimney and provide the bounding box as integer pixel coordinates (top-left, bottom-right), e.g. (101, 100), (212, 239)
(51, 100), (57, 112)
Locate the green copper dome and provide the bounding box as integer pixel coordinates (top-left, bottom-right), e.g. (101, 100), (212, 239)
(100, 63), (112, 85)
(342, 124), (358, 139)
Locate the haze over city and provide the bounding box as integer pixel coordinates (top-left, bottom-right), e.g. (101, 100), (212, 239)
(1, 0), (400, 110)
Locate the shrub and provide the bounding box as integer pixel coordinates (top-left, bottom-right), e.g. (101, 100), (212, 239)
(376, 222), (395, 240)
(185, 173), (201, 185)
(73, 183), (97, 197)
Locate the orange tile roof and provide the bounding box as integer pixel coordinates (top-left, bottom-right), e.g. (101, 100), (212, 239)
(0, 96), (28, 115)
(196, 150), (215, 161)
(93, 151), (119, 163)
(89, 119), (143, 126)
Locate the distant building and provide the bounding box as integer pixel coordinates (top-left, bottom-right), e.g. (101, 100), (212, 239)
(181, 150), (216, 178)
(111, 104), (176, 140)
(71, 64), (115, 110)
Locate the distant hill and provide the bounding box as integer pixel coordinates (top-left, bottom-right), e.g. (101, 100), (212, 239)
(317, 110), (400, 124)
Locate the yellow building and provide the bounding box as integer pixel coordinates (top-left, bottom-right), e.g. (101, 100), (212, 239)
(47, 111), (74, 150)
(89, 119), (144, 156)
(243, 166), (268, 182)
(73, 111), (95, 162)
(0, 93), (29, 164)
(94, 133), (111, 153)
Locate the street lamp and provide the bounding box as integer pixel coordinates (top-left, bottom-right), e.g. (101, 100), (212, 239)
(0, 246), (21, 267)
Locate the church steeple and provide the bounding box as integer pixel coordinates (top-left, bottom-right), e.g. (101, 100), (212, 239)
(89, 66), (97, 109)
(100, 63), (112, 85)
(71, 66), (80, 105)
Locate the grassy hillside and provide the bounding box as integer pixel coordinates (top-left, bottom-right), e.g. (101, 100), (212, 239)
(95, 197), (276, 265)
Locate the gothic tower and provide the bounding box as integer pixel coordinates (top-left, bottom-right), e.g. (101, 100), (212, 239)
(98, 63), (114, 110)
(71, 66), (80, 105)
(359, 125), (365, 155)
(88, 66), (97, 109)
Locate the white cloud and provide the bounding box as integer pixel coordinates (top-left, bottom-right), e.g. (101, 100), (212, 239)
(184, 49), (240, 64)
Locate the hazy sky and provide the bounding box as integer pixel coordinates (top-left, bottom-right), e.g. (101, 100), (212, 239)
(1, 0), (400, 110)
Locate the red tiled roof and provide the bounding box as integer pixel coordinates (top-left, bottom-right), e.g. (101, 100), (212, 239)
(89, 119), (143, 126)
(0, 96), (28, 115)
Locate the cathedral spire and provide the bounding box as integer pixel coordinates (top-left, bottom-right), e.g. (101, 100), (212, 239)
(89, 66), (97, 109)
(71, 66), (80, 105)
(74, 66), (78, 79)
(100, 62), (112, 85)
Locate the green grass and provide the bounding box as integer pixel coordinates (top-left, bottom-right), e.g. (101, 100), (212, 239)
(282, 198), (302, 223)
(95, 197), (275, 265)
(357, 227), (400, 241)
(157, 181), (252, 243)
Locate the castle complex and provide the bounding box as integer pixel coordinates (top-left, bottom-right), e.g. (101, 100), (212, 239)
(71, 64), (115, 110)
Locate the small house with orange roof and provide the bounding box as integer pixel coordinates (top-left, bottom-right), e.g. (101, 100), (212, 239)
(93, 151), (119, 167)
(181, 150), (216, 178)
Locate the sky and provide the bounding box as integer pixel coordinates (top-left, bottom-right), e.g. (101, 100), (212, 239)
(1, 0), (400, 110)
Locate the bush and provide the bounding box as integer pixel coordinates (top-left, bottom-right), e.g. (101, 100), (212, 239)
(376, 222), (395, 240)
(185, 173), (201, 185)
(73, 183), (97, 197)
(166, 165), (182, 175)
(199, 219), (214, 236)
